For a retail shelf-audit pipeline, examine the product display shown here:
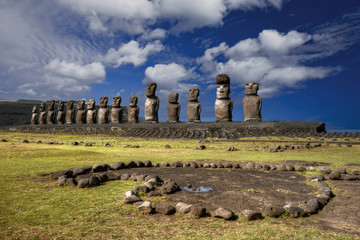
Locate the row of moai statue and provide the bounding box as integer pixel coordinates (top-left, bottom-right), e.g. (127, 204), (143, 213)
(31, 96), (139, 125)
(31, 74), (262, 125)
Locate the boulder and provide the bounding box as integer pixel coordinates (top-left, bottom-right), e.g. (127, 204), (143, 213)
(126, 161), (137, 168)
(246, 162), (255, 169)
(116, 161), (125, 169)
(190, 205), (207, 218)
(135, 185), (150, 193)
(173, 162), (183, 168)
(125, 195), (142, 204)
(66, 178), (78, 187)
(233, 163), (240, 169)
(107, 172), (120, 181)
(77, 179), (89, 188)
(110, 164), (120, 170)
(319, 166), (331, 174)
(176, 202), (192, 214)
(73, 168), (85, 176)
(92, 164), (104, 172)
(278, 165), (286, 171)
(135, 161), (145, 167)
(157, 180), (180, 194)
(336, 168), (347, 174)
(300, 198), (320, 215)
(263, 164), (270, 171)
(210, 163), (217, 168)
(121, 174), (130, 180)
(144, 160), (152, 167)
(89, 175), (101, 186)
(203, 163), (210, 168)
(136, 175), (146, 181)
(213, 207), (235, 220)
(138, 201), (153, 214)
(224, 163), (233, 168)
(286, 165), (295, 171)
(297, 166), (306, 172)
(328, 171), (341, 180)
(190, 162), (198, 168)
(283, 205), (305, 218)
(341, 174), (358, 181)
(160, 162), (170, 167)
(241, 210), (263, 221)
(125, 189), (137, 198)
(156, 204), (176, 215)
(262, 206), (284, 218)
(217, 163), (224, 168)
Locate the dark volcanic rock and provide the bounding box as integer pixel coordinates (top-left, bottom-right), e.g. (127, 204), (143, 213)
(241, 210), (263, 221)
(262, 206), (284, 218)
(328, 171), (341, 180)
(144, 160), (152, 167)
(190, 205), (207, 218)
(157, 179), (180, 194)
(126, 161), (137, 168)
(77, 179), (89, 188)
(213, 207), (235, 220)
(135, 161), (145, 167)
(125, 195), (143, 204)
(156, 203), (176, 215)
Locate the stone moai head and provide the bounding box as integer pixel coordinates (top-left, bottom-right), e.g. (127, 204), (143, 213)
(146, 82), (157, 97)
(39, 102), (45, 112)
(67, 100), (74, 110)
(188, 88), (200, 101)
(48, 99), (55, 111)
(87, 99), (95, 110)
(77, 100), (85, 110)
(245, 82), (259, 95)
(216, 74), (230, 99)
(99, 96), (108, 108)
(32, 106), (37, 113)
(112, 96), (121, 107)
(58, 101), (64, 111)
(129, 96), (138, 107)
(168, 92), (179, 104)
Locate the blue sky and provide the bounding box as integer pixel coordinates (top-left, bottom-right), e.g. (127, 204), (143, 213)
(0, 0), (359, 129)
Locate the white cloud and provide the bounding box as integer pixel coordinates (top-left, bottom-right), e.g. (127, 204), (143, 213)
(144, 63), (198, 94)
(141, 28), (167, 40)
(196, 29), (337, 97)
(103, 40), (164, 68)
(57, 0), (285, 35)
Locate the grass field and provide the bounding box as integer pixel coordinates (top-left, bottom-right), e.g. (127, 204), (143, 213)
(0, 132), (359, 239)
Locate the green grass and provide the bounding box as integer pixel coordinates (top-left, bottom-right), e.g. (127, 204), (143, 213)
(0, 132), (359, 239)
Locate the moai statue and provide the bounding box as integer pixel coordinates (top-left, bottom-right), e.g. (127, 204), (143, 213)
(86, 99), (96, 124)
(66, 100), (75, 124)
(46, 99), (56, 124)
(243, 82), (262, 121)
(215, 74), (233, 122)
(128, 96), (139, 123)
(76, 100), (86, 124)
(31, 106), (38, 125)
(98, 96), (109, 124)
(57, 101), (65, 124)
(110, 96), (122, 124)
(145, 82), (159, 123)
(187, 88), (201, 122)
(167, 92), (180, 123)
(39, 102), (46, 124)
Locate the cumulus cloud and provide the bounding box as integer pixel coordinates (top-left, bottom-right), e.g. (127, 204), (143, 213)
(141, 28), (167, 40)
(143, 63), (199, 95)
(196, 29), (338, 97)
(103, 40), (164, 68)
(57, 0), (285, 35)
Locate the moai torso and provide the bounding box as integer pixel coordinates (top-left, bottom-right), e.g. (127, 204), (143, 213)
(167, 92), (180, 123)
(243, 82), (262, 121)
(76, 100), (86, 124)
(111, 96), (122, 124)
(46, 99), (56, 124)
(66, 100), (75, 124)
(86, 99), (96, 124)
(39, 102), (46, 124)
(98, 96), (109, 124)
(215, 74), (232, 122)
(145, 82), (159, 123)
(128, 96), (139, 123)
(31, 106), (38, 125)
(57, 101), (65, 124)
(187, 88), (201, 122)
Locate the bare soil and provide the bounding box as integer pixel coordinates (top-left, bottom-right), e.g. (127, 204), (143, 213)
(47, 167), (360, 235)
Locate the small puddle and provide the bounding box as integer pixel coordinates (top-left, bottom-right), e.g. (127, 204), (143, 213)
(182, 186), (213, 193)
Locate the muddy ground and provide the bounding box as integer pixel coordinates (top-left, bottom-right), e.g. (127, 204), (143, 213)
(47, 166), (360, 235)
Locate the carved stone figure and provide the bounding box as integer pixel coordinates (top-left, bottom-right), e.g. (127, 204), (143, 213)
(85, 99), (96, 124)
(128, 96), (139, 123)
(57, 101), (65, 124)
(167, 92), (180, 123)
(215, 74), (233, 122)
(187, 88), (201, 122)
(46, 99), (56, 124)
(31, 106), (38, 125)
(110, 96), (122, 124)
(66, 100), (75, 124)
(243, 82), (262, 121)
(145, 82), (159, 123)
(76, 100), (86, 124)
(39, 102), (46, 124)
(98, 96), (109, 124)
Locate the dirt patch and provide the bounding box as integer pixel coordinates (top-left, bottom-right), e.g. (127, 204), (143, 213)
(345, 163), (360, 167)
(310, 180), (360, 235)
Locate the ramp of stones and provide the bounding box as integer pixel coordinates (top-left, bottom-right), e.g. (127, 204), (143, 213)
(76, 167), (316, 213)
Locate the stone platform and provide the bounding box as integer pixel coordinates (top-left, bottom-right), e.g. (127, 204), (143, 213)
(0, 121), (326, 139)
